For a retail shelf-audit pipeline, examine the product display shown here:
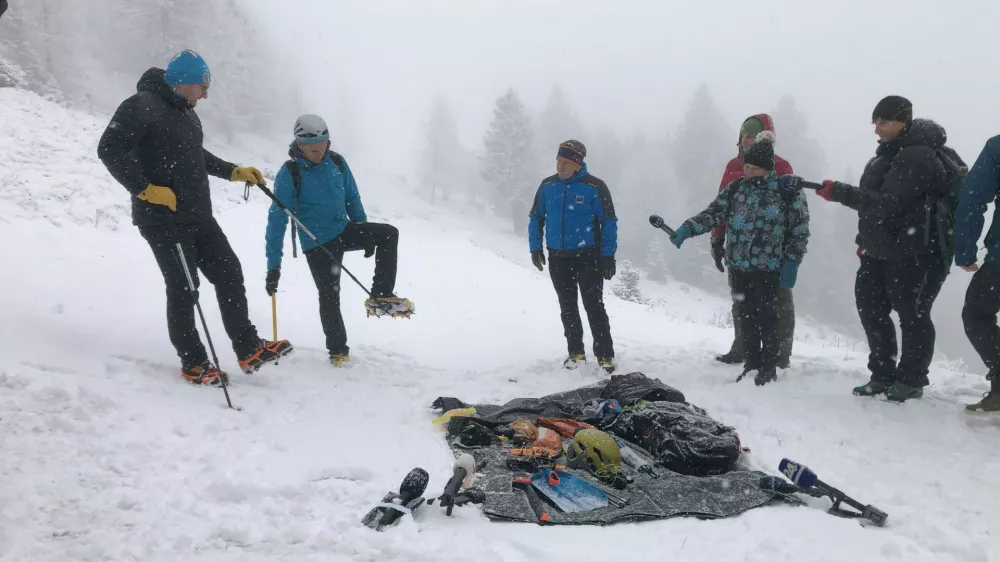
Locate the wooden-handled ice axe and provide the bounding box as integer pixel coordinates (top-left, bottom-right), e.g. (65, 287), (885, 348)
(648, 215), (677, 238)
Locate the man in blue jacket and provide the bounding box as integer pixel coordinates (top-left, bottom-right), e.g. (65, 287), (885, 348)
(264, 114), (404, 367)
(954, 134), (1000, 412)
(529, 140), (618, 374)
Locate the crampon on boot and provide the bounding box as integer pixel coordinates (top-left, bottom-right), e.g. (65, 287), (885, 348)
(181, 361), (228, 386)
(563, 353), (586, 370)
(598, 357), (616, 375)
(365, 296), (414, 318)
(238, 339), (293, 374)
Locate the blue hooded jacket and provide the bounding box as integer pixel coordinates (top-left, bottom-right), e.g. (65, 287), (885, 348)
(954, 135), (1000, 267)
(265, 144), (366, 270)
(528, 164), (618, 257)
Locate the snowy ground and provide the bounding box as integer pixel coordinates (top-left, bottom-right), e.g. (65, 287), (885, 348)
(2, 89), (999, 562)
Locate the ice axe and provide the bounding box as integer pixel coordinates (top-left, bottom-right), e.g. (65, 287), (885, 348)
(648, 214), (677, 238)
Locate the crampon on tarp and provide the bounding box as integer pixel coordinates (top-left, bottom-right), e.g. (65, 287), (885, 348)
(429, 372), (799, 526)
(365, 296), (414, 319)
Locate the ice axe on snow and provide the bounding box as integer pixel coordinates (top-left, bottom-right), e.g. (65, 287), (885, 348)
(648, 215), (677, 237)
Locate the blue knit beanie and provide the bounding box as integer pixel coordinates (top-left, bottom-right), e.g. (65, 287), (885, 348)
(164, 50), (211, 86)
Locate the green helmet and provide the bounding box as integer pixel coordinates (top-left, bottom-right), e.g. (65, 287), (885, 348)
(565, 429), (622, 473)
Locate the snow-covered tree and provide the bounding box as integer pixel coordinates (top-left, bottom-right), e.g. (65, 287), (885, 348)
(612, 260), (644, 303)
(646, 236), (668, 282)
(537, 84), (585, 165)
(482, 87), (538, 234)
(770, 95), (828, 182)
(418, 96), (463, 204)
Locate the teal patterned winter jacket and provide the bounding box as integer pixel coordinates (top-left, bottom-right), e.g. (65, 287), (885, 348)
(684, 172), (810, 272)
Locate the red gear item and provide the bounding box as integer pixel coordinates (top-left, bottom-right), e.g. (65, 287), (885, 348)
(817, 180), (835, 202)
(711, 113), (795, 239)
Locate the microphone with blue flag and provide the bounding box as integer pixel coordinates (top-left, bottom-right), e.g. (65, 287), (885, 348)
(761, 458), (888, 527)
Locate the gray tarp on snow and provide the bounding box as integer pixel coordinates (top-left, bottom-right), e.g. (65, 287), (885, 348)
(432, 372), (792, 526)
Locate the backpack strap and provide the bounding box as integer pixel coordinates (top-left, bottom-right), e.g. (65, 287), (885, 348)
(285, 159), (301, 259)
(329, 150), (346, 174)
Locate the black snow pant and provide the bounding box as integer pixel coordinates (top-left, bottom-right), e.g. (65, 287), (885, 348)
(549, 252), (614, 358)
(729, 270), (781, 370)
(727, 269), (795, 363)
(855, 254), (947, 387)
(139, 219), (260, 369)
(962, 261), (1000, 377)
(305, 222), (399, 356)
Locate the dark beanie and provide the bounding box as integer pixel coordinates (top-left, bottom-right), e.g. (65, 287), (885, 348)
(872, 95), (913, 124)
(742, 131), (775, 171)
(557, 140), (586, 166)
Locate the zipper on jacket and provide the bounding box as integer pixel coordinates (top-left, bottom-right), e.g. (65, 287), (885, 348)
(561, 183), (568, 250)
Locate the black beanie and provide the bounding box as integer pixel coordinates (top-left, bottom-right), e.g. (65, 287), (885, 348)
(557, 140), (586, 166)
(742, 131), (775, 171)
(872, 95), (913, 124)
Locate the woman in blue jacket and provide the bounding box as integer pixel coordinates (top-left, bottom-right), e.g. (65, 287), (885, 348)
(264, 114), (405, 366)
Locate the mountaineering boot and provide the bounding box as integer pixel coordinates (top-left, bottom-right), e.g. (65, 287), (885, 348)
(238, 339), (293, 374)
(965, 390), (1000, 413)
(778, 357), (791, 369)
(715, 351), (744, 365)
(181, 361), (228, 386)
(852, 379), (891, 397)
(564, 353), (586, 370)
(330, 353), (350, 368)
(598, 357), (616, 375)
(754, 366), (777, 386)
(886, 382), (923, 403)
(365, 295), (414, 318)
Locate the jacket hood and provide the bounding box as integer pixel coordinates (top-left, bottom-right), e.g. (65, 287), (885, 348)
(137, 67), (192, 110)
(899, 118), (947, 150)
(737, 113), (776, 155)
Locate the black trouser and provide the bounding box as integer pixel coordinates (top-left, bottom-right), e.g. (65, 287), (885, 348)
(305, 222), (399, 356)
(962, 261), (1000, 375)
(139, 219), (260, 369)
(727, 270), (795, 362)
(729, 270), (781, 370)
(548, 253), (614, 358)
(855, 254), (947, 387)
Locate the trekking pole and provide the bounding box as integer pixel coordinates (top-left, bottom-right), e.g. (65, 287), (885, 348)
(271, 293), (278, 341)
(248, 181), (371, 296)
(174, 242), (240, 411)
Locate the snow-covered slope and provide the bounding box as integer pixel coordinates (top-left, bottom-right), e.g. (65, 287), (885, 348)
(1, 89), (998, 562)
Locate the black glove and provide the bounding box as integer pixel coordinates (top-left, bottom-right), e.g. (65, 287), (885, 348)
(363, 245), (375, 258)
(531, 250), (546, 271)
(600, 255), (616, 280)
(265, 268), (280, 296)
(711, 236), (725, 273)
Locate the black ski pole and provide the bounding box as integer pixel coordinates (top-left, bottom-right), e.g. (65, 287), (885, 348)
(248, 181), (371, 297)
(175, 242), (240, 411)
(648, 214), (677, 237)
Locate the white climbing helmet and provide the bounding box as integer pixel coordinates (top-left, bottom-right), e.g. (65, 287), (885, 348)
(293, 114), (329, 144)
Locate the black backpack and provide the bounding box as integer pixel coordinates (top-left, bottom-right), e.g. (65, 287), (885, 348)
(284, 151), (347, 258)
(926, 146), (968, 264)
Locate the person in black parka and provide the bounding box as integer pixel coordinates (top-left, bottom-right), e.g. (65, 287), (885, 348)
(815, 96), (959, 403)
(97, 50), (293, 385)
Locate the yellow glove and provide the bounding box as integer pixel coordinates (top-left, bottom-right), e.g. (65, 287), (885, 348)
(136, 184), (177, 211)
(231, 166), (265, 184)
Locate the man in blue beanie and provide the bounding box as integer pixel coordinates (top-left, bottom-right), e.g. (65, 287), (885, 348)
(97, 50), (293, 387)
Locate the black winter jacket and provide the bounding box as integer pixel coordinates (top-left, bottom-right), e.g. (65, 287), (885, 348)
(830, 118), (949, 260)
(97, 68), (235, 227)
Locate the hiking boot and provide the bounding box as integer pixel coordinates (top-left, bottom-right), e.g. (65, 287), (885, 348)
(597, 357), (616, 374)
(778, 357), (791, 369)
(181, 361), (228, 386)
(238, 339), (293, 374)
(365, 295), (414, 318)
(330, 353), (350, 368)
(564, 353), (586, 370)
(853, 379), (891, 397)
(965, 390), (1000, 413)
(754, 366), (777, 386)
(715, 351), (744, 365)
(886, 382), (923, 403)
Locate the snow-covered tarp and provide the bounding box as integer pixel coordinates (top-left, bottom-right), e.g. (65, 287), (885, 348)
(432, 373), (793, 526)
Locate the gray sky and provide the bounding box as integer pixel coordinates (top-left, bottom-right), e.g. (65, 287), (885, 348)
(242, 0), (1000, 175)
